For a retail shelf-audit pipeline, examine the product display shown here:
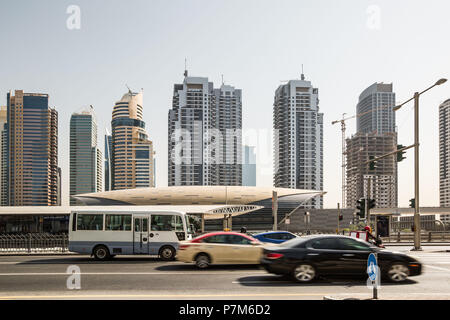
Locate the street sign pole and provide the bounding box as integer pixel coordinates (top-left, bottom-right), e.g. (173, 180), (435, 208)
(373, 252), (378, 300)
(367, 252), (379, 300)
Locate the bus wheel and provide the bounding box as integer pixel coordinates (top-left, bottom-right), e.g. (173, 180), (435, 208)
(93, 245), (110, 261)
(159, 246), (175, 261)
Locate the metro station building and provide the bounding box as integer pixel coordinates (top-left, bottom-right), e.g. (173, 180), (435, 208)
(0, 186), (324, 234)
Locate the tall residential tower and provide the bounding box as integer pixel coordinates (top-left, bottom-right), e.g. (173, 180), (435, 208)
(111, 90), (154, 190)
(70, 107), (103, 205)
(7, 90), (59, 206)
(346, 83), (397, 209)
(357, 83), (396, 134)
(273, 74), (323, 208)
(168, 74), (242, 186)
(0, 106), (7, 206)
(439, 99), (450, 218)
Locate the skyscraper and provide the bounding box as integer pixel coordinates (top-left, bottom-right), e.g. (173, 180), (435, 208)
(7, 90), (59, 206)
(242, 145), (256, 186)
(168, 74), (242, 186)
(111, 90), (154, 190)
(70, 107), (103, 205)
(214, 84), (242, 186)
(273, 74), (323, 208)
(357, 83), (396, 134)
(346, 132), (397, 209)
(0, 106), (7, 206)
(346, 83), (397, 209)
(439, 99), (450, 216)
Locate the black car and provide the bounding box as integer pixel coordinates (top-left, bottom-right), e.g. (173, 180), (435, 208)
(261, 235), (422, 283)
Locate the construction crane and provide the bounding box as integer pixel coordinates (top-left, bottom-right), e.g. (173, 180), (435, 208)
(332, 104), (395, 209)
(332, 113), (349, 208)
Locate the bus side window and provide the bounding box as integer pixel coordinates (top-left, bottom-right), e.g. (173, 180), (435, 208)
(151, 215), (177, 231)
(106, 215), (132, 231)
(77, 214), (103, 231)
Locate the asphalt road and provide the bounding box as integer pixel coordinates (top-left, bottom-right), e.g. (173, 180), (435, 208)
(0, 245), (449, 300)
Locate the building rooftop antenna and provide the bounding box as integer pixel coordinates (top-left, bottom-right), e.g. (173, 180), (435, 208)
(126, 84), (132, 94)
(184, 58), (188, 78)
(221, 74), (224, 85)
(301, 64), (305, 81)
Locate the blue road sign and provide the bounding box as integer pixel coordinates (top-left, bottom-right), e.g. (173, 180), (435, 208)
(367, 253), (378, 281)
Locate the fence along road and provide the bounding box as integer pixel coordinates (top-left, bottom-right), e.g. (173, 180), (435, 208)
(0, 233), (68, 253)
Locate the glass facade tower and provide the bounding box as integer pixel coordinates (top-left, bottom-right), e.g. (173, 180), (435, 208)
(70, 107), (103, 205)
(7, 90), (59, 206)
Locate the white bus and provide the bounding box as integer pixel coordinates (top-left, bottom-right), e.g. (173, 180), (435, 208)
(68, 209), (193, 261)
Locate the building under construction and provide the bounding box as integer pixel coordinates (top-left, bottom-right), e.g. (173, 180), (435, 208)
(346, 132), (398, 209)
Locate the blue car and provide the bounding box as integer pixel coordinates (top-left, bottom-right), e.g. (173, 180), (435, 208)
(252, 231), (298, 244)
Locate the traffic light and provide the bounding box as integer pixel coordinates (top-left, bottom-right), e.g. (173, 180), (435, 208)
(411, 224), (415, 232)
(397, 144), (406, 162)
(409, 198), (415, 208)
(368, 198), (376, 209)
(356, 198), (366, 219)
(339, 214), (343, 221)
(369, 156), (377, 171)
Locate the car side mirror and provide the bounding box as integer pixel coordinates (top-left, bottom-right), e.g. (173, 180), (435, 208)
(251, 241), (259, 246)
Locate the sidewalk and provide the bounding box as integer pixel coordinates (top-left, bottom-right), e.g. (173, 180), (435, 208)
(324, 294), (450, 300)
(0, 251), (78, 256)
(384, 243), (450, 246)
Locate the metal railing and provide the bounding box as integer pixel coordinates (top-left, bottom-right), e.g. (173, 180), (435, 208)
(381, 231), (450, 243)
(0, 233), (68, 253)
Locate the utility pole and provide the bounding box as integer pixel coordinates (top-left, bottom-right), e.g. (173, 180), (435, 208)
(366, 176), (371, 226)
(337, 203), (340, 234)
(392, 78), (447, 250)
(272, 191), (278, 231)
(413, 92), (421, 250)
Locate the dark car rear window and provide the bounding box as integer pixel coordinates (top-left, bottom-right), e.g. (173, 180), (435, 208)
(278, 237), (309, 248)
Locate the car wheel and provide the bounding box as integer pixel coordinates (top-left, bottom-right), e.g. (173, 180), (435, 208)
(159, 246), (176, 261)
(195, 253), (210, 269)
(387, 263), (410, 282)
(93, 245), (110, 261)
(293, 264), (316, 283)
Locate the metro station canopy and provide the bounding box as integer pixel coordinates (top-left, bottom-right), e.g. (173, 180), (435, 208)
(73, 186), (325, 208)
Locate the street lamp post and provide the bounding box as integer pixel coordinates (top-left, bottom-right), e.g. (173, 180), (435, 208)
(413, 92), (420, 250)
(394, 78), (447, 251)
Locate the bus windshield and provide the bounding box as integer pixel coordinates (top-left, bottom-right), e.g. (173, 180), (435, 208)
(185, 215), (201, 234)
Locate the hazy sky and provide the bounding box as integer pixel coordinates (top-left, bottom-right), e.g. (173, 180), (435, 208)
(1, 0), (449, 208)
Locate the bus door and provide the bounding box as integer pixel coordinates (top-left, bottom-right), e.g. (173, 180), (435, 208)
(133, 215), (149, 254)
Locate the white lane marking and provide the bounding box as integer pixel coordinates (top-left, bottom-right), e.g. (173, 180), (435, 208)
(0, 262), (18, 265)
(0, 292), (332, 299)
(232, 280), (292, 284)
(0, 271), (266, 276)
(425, 265), (450, 272)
